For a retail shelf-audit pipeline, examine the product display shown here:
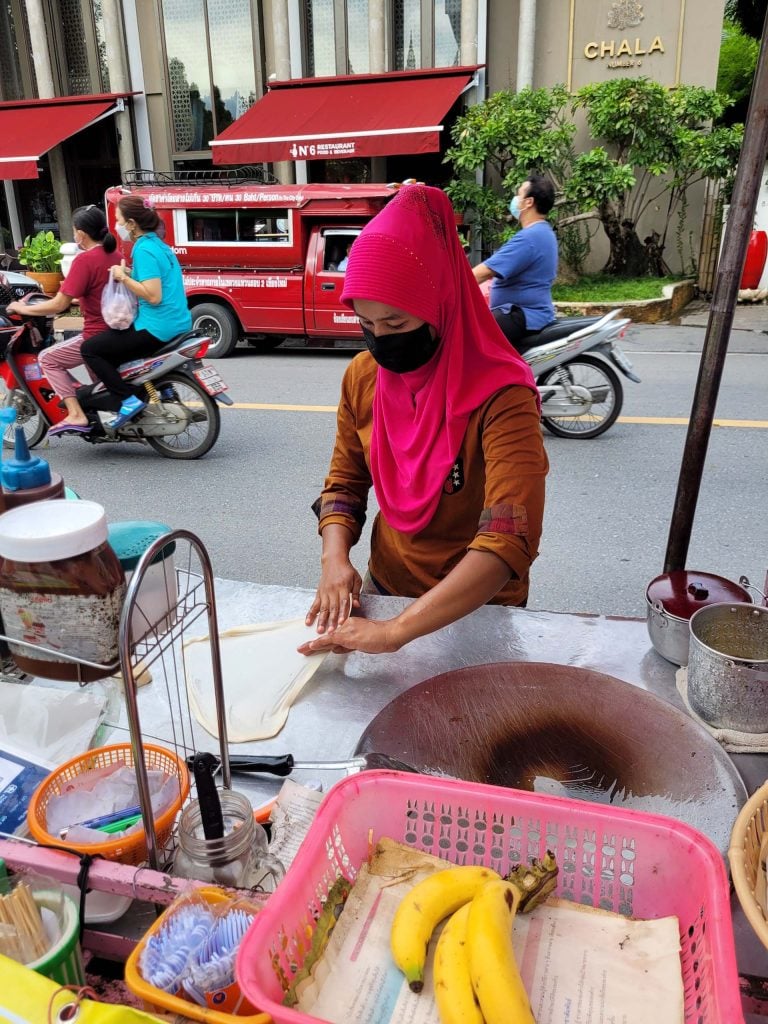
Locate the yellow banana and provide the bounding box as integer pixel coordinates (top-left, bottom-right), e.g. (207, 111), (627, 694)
(433, 903), (484, 1024)
(391, 865), (499, 992)
(466, 879), (534, 1024)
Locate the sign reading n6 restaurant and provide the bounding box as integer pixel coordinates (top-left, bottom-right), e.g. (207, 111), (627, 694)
(568, 0), (689, 90)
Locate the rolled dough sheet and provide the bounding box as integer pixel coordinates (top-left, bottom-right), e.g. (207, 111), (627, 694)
(183, 619), (330, 741)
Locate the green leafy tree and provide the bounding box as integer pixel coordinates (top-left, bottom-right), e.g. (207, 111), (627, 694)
(569, 79), (742, 274)
(717, 20), (760, 124)
(725, 0), (767, 38)
(444, 86), (575, 251)
(446, 79), (742, 277)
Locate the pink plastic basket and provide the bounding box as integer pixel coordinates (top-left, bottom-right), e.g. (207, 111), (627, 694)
(237, 770), (743, 1024)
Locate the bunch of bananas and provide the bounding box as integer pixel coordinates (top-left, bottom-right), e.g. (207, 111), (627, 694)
(390, 853), (558, 1024)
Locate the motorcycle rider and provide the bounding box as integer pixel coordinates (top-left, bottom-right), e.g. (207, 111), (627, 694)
(472, 174), (558, 354)
(5, 205), (120, 436)
(81, 195), (191, 429)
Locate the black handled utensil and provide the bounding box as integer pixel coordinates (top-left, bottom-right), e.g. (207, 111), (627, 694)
(192, 751), (225, 840)
(187, 751), (422, 777)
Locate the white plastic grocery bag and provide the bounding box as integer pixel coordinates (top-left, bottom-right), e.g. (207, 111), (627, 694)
(101, 276), (138, 329)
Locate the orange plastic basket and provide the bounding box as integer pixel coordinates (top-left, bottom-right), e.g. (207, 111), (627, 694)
(124, 886), (270, 1023)
(27, 743), (190, 866)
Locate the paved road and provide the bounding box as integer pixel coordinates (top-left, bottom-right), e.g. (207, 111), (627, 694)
(38, 319), (767, 618)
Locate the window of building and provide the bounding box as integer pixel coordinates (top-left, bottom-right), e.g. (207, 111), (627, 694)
(60, 0), (92, 93)
(307, 0), (337, 77)
(164, 0), (212, 152)
(182, 208), (291, 244)
(93, 0), (111, 92)
(435, 0), (461, 67)
(394, 0), (421, 70)
(0, 2), (24, 100)
(208, 0), (257, 124)
(162, 0), (257, 158)
(302, 2), (473, 78)
(347, 0), (370, 74)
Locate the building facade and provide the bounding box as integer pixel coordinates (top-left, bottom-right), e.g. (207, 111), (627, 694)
(1, 0), (726, 263)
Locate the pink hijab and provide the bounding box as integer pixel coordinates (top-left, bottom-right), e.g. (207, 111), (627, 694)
(341, 184), (538, 535)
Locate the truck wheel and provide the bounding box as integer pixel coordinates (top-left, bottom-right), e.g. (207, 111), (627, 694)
(191, 303), (240, 358)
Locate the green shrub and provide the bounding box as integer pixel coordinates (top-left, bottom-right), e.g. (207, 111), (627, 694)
(17, 231), (62, 273)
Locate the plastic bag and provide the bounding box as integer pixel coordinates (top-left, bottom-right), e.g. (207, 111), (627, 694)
(101, 275), (137, 330)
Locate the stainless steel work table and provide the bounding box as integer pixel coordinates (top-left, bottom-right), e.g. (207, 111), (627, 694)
(121, 578), (768, 1011)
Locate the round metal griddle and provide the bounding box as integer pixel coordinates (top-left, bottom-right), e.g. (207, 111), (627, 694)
(354, 662), (747, 856)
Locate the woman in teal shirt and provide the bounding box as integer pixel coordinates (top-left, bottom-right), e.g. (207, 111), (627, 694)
(82, 194), (192, 427)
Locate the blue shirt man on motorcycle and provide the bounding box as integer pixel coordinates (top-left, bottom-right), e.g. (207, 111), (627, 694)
(473, 174), (558, 354)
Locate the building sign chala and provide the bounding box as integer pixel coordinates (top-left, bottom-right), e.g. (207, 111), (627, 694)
(582, 3), (666, 71)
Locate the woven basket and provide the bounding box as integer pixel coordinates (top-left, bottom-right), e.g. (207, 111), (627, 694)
(728, 779), (768, 949)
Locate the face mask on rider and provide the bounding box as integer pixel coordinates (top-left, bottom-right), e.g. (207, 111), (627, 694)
(361, 321), (441, 374)
(508, 195), (522, 220)
(116, 222), (132, 242)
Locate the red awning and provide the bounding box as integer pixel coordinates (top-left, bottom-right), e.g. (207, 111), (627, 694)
(211, 67), (479, 165)
(0, 93), (134, 179)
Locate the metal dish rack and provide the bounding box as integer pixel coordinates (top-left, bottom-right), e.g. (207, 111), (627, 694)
(0, 528), (231, 871)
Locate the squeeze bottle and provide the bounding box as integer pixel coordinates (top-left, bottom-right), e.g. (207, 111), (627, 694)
(0, 409), (65, 508)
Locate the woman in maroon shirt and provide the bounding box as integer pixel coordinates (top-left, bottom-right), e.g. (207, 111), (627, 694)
(6, 205), (120, 436)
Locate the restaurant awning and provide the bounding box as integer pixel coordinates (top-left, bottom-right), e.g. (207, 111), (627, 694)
(211, 66), (480, 165)
(0, 93), (134, 179)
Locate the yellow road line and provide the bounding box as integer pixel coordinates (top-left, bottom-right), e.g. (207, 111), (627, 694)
(618, 416), (768, 428)
(224, 402), (768, 428)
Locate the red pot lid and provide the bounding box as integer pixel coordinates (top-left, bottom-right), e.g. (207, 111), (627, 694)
(646, 571), (751, 619)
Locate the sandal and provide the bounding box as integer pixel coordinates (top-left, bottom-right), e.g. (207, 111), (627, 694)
(48, 422), (92, 437)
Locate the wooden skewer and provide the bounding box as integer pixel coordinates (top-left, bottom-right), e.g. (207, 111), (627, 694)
(17, 885), (48, 958)
(0, 885), (49, 961)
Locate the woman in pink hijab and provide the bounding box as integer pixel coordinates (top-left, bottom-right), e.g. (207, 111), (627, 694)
(299, 184), (548, 656)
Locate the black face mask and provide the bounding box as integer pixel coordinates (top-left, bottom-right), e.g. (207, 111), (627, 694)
(361, 322), (441, 374)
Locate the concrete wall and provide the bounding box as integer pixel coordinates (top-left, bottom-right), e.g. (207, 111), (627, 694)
(137, 0), (174, 172)
(486, 0), (726, 275)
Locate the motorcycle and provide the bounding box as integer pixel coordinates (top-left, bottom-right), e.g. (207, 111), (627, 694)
(524, 309), (640, 439)
(479, 282), (639, 438)
(0, 291), (232, 459)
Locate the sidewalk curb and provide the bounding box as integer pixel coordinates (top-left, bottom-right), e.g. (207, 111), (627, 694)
(555, 280), (696, 324)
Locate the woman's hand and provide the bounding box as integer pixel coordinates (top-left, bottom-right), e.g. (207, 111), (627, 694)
(111, 260), (131, 283)
(305, 556), (362, 634)
(298, 615), (402, 656)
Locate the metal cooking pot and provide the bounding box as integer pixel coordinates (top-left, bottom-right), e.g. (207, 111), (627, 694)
(645, 571), (753, 666)
(687, 604), (768, 733)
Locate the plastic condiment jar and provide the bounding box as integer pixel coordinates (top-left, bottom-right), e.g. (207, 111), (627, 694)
(0, 500), (126, 681)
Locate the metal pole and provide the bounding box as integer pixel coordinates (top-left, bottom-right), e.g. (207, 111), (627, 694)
(663, 9), (768, 572)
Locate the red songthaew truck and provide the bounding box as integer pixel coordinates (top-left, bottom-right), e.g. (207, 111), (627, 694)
(104, 178), (400, 357)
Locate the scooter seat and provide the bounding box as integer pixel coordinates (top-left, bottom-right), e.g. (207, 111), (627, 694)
(528, 316), (604, 344)
(153, 329), (209, 356)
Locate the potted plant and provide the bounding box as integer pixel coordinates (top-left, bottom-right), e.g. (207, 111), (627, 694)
(17, 230), (63, 294)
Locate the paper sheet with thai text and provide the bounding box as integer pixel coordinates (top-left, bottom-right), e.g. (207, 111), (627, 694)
(294, 840), (684, 1024)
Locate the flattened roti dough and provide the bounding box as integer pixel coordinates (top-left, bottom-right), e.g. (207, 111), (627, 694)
(183, 619), (330, 741)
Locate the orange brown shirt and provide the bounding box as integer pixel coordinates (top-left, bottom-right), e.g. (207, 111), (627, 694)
(313, 352), (548, 606)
